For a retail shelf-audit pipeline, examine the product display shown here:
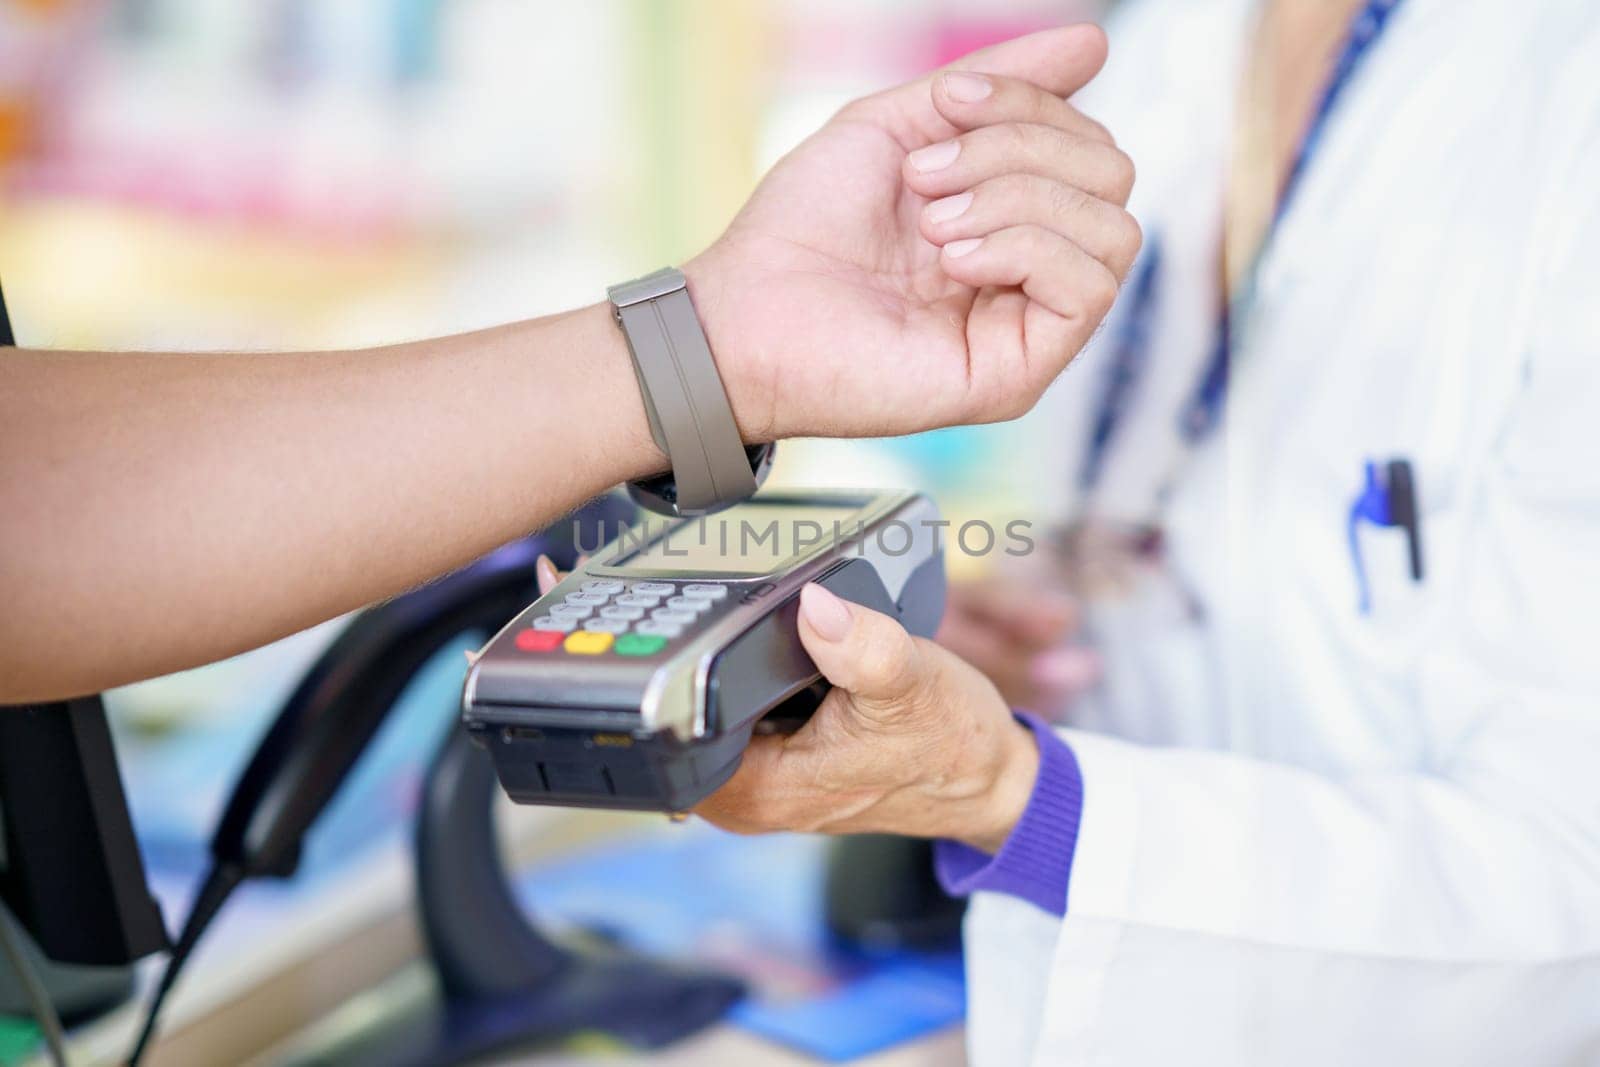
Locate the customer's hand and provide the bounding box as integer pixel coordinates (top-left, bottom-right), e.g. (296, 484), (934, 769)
(695, 582), (1038, 853)
(937, 575), (1101, 710)
(688, 25), (1140, 442)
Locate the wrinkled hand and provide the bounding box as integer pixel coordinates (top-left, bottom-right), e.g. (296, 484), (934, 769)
(694, 583), (1038, 854)
(936, 575), (1101, 710)
(688, 25), (1140, 442)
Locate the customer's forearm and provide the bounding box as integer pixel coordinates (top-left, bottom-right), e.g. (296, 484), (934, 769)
(0, 303), (664, 702)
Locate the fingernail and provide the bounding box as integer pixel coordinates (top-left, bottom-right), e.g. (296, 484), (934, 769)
(925, 191), (972, 223)
(943, 72), (993, 102)
(943, 236), (983, 258)
(800, 582), (852, 642)
(909, 139), (960, 173)
(1029, 647), (1102, 691)
(536, 554), (559, 593)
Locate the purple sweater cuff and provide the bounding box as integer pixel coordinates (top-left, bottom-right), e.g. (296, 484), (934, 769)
(932, 711), (1082, 917)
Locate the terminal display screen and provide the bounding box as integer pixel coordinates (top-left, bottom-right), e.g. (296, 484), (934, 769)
(613, 503), (864, 575)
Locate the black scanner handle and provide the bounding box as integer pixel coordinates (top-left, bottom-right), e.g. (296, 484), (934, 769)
(129, 494), (637, 1065)
(129, 538), (553, 1064)
(210, 539), (546, 877)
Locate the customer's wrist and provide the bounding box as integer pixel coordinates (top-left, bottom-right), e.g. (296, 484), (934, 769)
(549, 302), (670, 484)
(681, 250), (777, 444)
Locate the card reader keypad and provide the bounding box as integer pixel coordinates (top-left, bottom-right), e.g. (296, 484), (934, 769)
(511, 580), (743, 658)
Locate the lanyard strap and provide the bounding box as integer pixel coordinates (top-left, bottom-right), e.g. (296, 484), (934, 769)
(1276, 0), (1405, 229)
(1080, 237), (1164, 490)
(1180, 0), (1406, 443)
(1079, 0), (1410, 499)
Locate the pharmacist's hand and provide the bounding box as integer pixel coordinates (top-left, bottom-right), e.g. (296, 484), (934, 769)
(937, 575), (1100, 709)
(695, 583), (1038, 853)
(688, 24), (1140, 442)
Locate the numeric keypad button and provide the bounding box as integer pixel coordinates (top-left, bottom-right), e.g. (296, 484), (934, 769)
(630, 582), (676, 596)
(635, 620), (685, 638)
(650, 608), (697, 625)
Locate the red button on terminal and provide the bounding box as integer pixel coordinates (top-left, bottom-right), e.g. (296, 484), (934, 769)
(514, 629), (565, 652)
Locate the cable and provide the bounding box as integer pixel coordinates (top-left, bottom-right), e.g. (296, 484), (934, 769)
(126, 863), (243, 1067)
(0, 898), (69, 1067)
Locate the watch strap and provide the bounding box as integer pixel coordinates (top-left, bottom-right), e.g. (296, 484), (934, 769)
(608, 268), (757, 515)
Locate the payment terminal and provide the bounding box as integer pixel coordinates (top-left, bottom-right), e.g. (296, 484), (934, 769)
(462, 491), (945, 812)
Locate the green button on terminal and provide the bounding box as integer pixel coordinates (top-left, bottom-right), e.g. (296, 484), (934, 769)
(614, 632), (668, 657)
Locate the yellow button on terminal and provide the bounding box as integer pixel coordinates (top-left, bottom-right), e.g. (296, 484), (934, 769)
(563, 630), (615, 655)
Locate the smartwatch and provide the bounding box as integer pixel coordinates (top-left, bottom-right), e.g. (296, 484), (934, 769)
(607, 267), (773, 516)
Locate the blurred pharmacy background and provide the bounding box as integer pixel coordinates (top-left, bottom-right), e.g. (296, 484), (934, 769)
(1, 1), (1113, 1062)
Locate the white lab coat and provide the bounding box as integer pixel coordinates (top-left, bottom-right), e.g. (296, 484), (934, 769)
(965, 0), (1600, 1062)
